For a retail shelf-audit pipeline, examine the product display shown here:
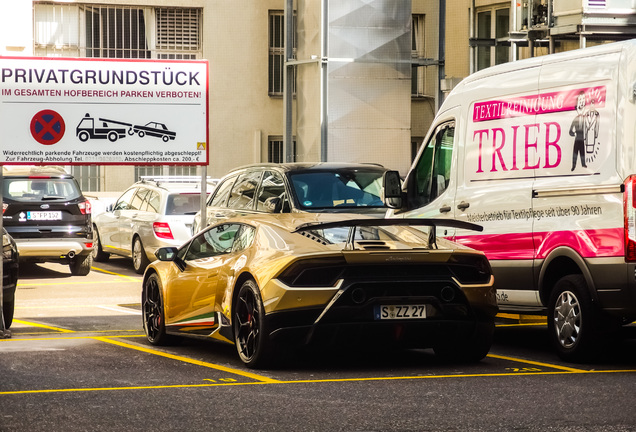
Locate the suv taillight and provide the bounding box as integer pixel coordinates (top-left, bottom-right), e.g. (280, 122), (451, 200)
(2, 203), (6, 214)
(79, 200), (92, 215)
(153, 222), (174, 240)
(624, 176), (636, 261)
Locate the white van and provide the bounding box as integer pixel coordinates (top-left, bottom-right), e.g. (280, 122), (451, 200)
(385, 39), (636, 361)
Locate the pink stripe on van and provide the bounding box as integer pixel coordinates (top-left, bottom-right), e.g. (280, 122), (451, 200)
(455, 227), (623, 260)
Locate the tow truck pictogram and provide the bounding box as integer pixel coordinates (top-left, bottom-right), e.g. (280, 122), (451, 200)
(76, 114), (132, 142)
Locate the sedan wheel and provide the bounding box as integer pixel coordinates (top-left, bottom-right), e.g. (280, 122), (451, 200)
(132, 237), (150, 274)
(142, 273), (172, 345)
(92, 228), (110, 262)
(234, 279), (272, 368)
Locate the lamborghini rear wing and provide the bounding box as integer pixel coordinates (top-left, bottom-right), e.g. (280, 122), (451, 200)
(293, 218), (483, 250)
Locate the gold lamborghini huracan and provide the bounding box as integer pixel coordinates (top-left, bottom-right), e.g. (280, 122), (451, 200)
(141, 213), (497, 368)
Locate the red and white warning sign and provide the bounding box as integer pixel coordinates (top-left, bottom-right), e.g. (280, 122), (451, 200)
(0, 57), (208, 165)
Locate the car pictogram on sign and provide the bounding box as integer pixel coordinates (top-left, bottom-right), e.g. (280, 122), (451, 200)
(30, 110), (65, 145)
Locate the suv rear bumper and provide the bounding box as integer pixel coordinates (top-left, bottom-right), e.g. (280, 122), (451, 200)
(16, 238), (93, 260)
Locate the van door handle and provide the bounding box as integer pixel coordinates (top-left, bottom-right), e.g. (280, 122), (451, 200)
(457, 202), (470, 210)
(439, 205), (451, 213)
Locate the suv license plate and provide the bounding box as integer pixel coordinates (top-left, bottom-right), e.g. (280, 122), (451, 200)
(375, 305), (427, 320)
(27, 211), (62, 221)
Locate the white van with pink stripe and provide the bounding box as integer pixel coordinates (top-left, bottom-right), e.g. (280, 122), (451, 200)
(386, 40), (636, 361)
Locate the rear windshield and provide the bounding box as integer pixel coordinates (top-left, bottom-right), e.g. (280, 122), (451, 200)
(290, 170), (385, 209)
(3, 178), (82, 202)
(303, 225), (432, 247)
(166, 193), (204, 215)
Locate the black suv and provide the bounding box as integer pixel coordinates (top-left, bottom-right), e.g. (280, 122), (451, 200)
(192, 162), (389, 233)
(2, 228), (19, 328)
(2, 166), (93, 275)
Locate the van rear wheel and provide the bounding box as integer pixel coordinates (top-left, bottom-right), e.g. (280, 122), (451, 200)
(548, 274), (602, 362)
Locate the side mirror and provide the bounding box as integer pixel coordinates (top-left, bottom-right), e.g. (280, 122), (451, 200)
(264, 196), (283, 213)
(155, 246), (186, 271)
(155, 247), (179, 261)
(382, 170), (403, 209)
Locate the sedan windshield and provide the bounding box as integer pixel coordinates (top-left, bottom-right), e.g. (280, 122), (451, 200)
(290, 170), (385, 209)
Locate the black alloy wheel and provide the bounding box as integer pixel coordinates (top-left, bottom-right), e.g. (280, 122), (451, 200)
(233, 279), (272, 368)
(142, 273), (172, 345)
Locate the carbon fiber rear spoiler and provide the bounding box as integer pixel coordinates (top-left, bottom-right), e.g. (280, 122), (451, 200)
(293, 218), (483, 250)
(293, 218), (483, 233)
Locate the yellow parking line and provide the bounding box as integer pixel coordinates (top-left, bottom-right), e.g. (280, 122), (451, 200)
(92, 337), (281, 383)
(496, 322), (546, 327)
(487, 353), (586, 372)
(91, 266), (142, 282)
(17, 279), (136, 287)
(11, 319), (75, 333)
(16, 304), (138, 310)
(2, 368), (636, 396)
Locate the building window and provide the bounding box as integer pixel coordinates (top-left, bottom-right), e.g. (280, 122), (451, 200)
(268, 137), (296, 163)
(34, 3), (81, 57)
(34, 4), (203, 191)
(476, 6), (510, 71)
(269, 11), (296, 96)
(72, 166), (101, 192)
(85, 6), (151, 59)
(155, 8), (201, 60)
(411, 14), (426, 97)
(34, 4), (202, 59)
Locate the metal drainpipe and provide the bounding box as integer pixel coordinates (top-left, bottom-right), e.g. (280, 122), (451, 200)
(438, 0), (446, 110)
(284, 0), (294, 162)
(320, 0), (328, 162)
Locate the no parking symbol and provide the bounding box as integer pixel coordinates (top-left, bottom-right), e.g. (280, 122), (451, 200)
(30, 109), (65, 145)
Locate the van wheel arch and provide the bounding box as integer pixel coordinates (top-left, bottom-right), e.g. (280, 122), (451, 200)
(538, 247), (596, 307)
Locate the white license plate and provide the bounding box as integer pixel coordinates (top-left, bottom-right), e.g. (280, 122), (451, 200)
(375, 304), (427, 320)
(27, 211), (62, 221)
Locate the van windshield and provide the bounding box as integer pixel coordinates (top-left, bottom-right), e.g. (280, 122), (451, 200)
(290, 170), (385, 209)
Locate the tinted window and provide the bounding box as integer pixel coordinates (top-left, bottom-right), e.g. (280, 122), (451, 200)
(412, 122), (454, 207)
(185, 224), (241, 260)
(166, 193), (203, 215)
(145, 191), (161, 213)
(3, 178), (82, 202)
(129, 188), (149, 211)
(290, 170), (385, 209)
(232, 225), (256, 252)
(209, 175), (237, 207)
(228, 171), (262, 210)
(114, 188), (138, 211)
(256, 171), (287, 212)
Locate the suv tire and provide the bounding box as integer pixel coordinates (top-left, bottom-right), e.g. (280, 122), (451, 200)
(70, 254), (93, 276)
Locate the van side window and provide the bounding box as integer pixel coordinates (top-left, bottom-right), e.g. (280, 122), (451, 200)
(412, 121), (455, 207)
